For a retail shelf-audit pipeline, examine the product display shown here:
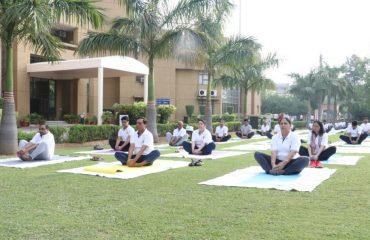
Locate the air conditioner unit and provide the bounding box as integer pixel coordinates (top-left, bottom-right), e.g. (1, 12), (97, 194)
(198, 89), (207, 97)
(211, 90), (217, 97)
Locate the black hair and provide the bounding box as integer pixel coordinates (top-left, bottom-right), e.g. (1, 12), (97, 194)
(352, 121), (358, 126)
(137, 117), (147, 124)
(39, 124), (49, 130)
(280, 117), (291, 125)
(312, 120), (324, 136)
(198, 119), (206, 125)
(244, 119), (249, 122)
(121, 116), (129, 121)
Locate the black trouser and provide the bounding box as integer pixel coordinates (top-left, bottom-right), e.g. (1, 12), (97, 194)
(299, 146), (337, 161)
(339, 134), (367, 144)
(212, 135), (231, 142)
(109, 139), (130, 151)
(182, 141), (216, 155)
(266, 132), (273, 139)
(236, 131), (254, 139)
(254, 152), (309, 175)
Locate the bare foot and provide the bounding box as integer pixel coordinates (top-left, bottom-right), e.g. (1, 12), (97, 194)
(20, 154), (32, 161)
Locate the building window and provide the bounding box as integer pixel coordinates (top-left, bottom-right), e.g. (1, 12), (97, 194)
(198, 71), (208, 85)
(51, 26), (76, 45)
(135, 75), (145, 83)
(30, 54), (47, 63)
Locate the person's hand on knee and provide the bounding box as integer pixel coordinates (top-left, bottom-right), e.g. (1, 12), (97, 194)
(127, 159), (136, 167)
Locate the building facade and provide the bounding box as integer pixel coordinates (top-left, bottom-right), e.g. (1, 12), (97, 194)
(0, 0), (261, 122)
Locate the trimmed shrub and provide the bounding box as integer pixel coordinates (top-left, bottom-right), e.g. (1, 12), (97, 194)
(102, 111), (114, 124)
(18, 131), (35, 142)
(29, 113), (45, 124)
(157, 105), (176, 124)
(157, 123), (178, 136)
(212, 114), (236, 123)
(185, 105), (194, 117)
(49, 126), (68, 143)
(227, 106), (234, 114)
(63, 114), (79, 124)
(199, 105), (205, 115)
(68, 125), (120, 143)
(113, 102), (147, 125)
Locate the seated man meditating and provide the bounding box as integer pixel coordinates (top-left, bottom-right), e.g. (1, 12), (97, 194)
(254, 117), (309, 175)
(236, 119), (254, 139)
(299, 120), (336, 168)
(166, 121), (188, 146)
(360, 117), (370, 138)
(339, 120), (367, 145)
(109, 116), (135, 151)
(183, 119), (215, 155)
(212, 119), (231, 142)
(17, 124), (55, 161)
(257, 120), (271, 138)
(115, 117), (160, 167)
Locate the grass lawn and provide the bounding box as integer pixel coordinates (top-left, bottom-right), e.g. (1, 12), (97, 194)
(1, 133), (370, 239)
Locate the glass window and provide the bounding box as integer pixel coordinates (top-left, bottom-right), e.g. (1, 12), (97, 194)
(198, 71), (208, 85)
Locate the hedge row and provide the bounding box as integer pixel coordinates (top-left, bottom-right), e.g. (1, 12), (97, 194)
(17, 121), (306, 144)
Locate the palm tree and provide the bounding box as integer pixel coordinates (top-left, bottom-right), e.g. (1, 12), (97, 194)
(214, 53), (278, 117)
(0, 0), (104, 155)
(77, 0), (231, 141)
(289, 71), (317, 126)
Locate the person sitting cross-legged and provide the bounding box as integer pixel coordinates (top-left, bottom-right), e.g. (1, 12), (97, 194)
(212, 119), (231, 142)
(183, 119), (215, 155)
(360, 117), (370, 138)
(114, 117), (160, 167)
(236, 119), (255, 139)
(109, 116), (135, 151)
(254, 117), (309, 175)
(299, 120), (336, 168)
(257, 120), (272, 138)
(17, 124), (55, 161)
(166, 121), (188, 146)
(339, 120), (367, 145)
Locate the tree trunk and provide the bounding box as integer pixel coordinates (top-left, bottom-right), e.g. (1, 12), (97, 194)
(333, 93), (337, 122)
(0, 45), (18, 155)
(204, 72), (213, 132)
(306, 97), (311, 128)
(243, 87), (248, 118)
(318, 94), (323, 121)
(145, 56), (159, 143)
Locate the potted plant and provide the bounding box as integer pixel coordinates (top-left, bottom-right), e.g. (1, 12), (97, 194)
(101, 111), (113, 124)
(19, 116), (30, 127)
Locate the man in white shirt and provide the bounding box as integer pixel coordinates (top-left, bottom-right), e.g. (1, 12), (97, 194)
(212, 120), (231, 142)
(114, 117), (160, 167)
(360, 117), (370, 136)
(166, 121), (188, 146)
(182, 119), (215, 155)
(323, 120), (333, 133)
(236, 119), (254, 139)
(109, 116), (135, 151)
(257, 120), (271, 137)
(339, 121), (367, 144)
(17, 124), (55, 161)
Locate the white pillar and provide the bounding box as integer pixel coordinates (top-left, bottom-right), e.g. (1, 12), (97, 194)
(97, 67), (104, 125)
(144, 74), (148, 104)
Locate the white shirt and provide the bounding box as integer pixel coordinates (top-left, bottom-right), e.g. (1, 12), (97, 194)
(307, 132), (328, 148)
(273, 124), (281, 134)
(324, 123), (329, 131)
(346, 126), (361, 138)
(360, 123), (370, 134)
(215, 125), (228, 137)
(240, 124), (252, 135)
(118, 125), (135, 141)
(192, 129), (213, 148)
(130, 129), (154, 155)
(173, 127), (187, 137)
(271, 132), (300, 160)
(31, 132), (55, 158)
(260, 124), (270, 132)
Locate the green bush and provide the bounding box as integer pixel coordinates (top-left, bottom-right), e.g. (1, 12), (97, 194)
(185, 105), (194, 117)
(113, 102), (147, 125)
(157, 123), (178, 136)
(18, 131), (35, 142)
(212, 114), (236, 123)
(157, 105), (176, 124)
(29, 113), (45, 124)
(63, 114), (79, 124)
(102, 111), (114, 124)
(0, 98), (3, 109)
(227, 106), (234, 114)
(68, 125), (120, 143)
(199, 105), (205, 115)
(49, 126), (68, 143)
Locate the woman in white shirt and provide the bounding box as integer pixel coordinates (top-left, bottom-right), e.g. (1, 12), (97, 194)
(339, 121), (367, 145)
(299, 121), (336, 168)
(254, 117), (309, 175)
(182, 119), (215, 155)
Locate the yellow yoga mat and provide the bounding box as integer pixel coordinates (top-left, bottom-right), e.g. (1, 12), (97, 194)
(84, 161), (168, 174)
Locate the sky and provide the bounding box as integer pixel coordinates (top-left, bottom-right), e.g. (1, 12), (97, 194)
(224, 0), (370, 84)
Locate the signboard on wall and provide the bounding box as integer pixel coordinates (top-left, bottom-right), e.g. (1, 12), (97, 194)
(156, 98), (170, 105)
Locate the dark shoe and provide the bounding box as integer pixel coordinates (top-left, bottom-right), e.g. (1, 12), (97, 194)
(194, 159), (203, 166)
(189, 159), (196, 167)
